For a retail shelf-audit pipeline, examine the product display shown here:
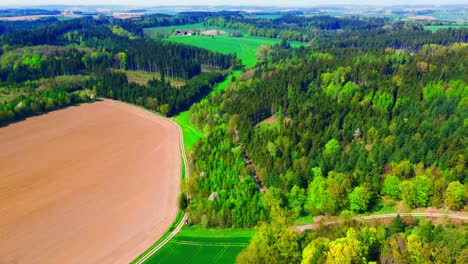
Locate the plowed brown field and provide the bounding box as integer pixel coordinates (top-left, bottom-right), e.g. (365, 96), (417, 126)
(0, 100), (181, 264)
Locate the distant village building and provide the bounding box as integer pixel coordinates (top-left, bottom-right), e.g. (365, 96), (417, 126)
(174, 30), (194, 36)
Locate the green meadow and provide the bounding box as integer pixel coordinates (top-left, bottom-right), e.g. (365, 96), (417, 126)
(145, 24), (303, 68)
(165, 35), (302, 68)
(144, 227), (254, 264)
(172, 110), (204, 150)
(424, 25), (468, 32)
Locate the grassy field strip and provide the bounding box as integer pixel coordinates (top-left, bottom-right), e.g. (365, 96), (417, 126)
(162, 34), (303, 68)
(172, 111), (204, 150)
(173, 241), (249, 246)
(212, 70), (242, 94)
(424, 25), (468, 32)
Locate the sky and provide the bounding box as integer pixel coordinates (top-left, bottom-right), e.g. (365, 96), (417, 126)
(0, 0), (465, 7)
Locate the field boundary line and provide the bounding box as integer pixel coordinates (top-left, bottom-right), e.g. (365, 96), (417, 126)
(107, 99), (190, 264)
(172, 241), (249, 247)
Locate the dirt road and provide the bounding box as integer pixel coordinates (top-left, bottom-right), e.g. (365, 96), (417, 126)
(296, 212), (468, 232)
(0, 100), (181, 264)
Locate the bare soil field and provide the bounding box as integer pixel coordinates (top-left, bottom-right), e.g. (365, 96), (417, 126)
(201, 29), (227, 36)
(0, 100), (181, 264)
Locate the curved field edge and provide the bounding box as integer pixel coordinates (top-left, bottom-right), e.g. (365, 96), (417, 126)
(172, 111), (203, 151)
(131, 212), (185, 264)
(105, 101), (188, 264)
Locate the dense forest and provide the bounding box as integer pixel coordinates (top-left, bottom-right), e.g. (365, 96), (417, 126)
(0, 14), (234, 124)
(178, 17), (468, 264)
(188, 37), (467, 228)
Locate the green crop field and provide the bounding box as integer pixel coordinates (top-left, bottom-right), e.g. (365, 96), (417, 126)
(144, 227), (254, 264)
(424, 25), (468, 32)
(145, 24), (304, 68)
(164, 35), (303, 68)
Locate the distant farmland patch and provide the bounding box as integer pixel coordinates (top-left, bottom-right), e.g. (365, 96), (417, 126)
(144, 227), (254, 264)
(160, 34), (303, 68)
(144, 23), (244, 37)
(424, 25), (468, 32)
(201, 29), (227, 36)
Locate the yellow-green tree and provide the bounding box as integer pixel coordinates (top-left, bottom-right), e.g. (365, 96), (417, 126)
(444, 181), (465, 210)
(326, 228), (364, 264)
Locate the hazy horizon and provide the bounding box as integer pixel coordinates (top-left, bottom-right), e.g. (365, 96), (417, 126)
(0, 0), (466, 7)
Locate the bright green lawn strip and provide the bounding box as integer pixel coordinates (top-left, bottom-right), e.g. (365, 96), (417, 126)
(173, 227), (255, 244)
(212, 70), (242, 94)
(172, 111), (204, 150)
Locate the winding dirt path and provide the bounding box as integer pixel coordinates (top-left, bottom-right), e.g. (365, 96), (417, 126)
(0, 100), (181, 264)
(296, 212), (468, 232)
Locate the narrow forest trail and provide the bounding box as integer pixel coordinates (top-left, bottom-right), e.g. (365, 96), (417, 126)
(234, 129), (264, 192)
(296, 212), (468, 232)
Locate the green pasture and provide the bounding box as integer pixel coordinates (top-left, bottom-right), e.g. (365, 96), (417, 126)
(424, 25), (468, 32)
(212, 70), (242, 94)
(144, 227), (254, 264)
(164, 34), (302, 68)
